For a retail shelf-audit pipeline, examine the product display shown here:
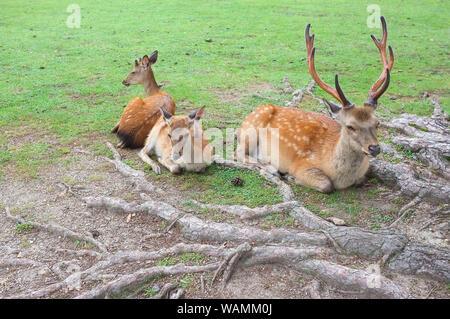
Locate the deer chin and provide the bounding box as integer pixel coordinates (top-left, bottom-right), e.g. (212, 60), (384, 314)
(171, 152), (183, 163)
(362, 148), (371, 156)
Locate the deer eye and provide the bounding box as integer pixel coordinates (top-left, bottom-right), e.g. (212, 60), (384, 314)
(346, 125), (356, 132)
(168, 133), (172, 138)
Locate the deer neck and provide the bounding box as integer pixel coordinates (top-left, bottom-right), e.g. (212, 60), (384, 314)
(332, 128), (367, 184)
(143, 69), (160, 96)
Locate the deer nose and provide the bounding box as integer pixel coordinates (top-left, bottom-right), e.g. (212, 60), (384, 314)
(172, 152), (181, 161)
(369, 145), (380, 156)
(122, 80), (129, 86)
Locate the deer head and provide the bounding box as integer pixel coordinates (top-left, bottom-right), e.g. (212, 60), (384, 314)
(305, 16), (394, 157)
(122, 50), (158, 87)
(159, 106), (206, 161)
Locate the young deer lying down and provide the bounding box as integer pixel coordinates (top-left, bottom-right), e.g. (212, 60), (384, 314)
(138, 106), (213, 174)
(112, 51), (176, 149)
(237, 16), (394, 193)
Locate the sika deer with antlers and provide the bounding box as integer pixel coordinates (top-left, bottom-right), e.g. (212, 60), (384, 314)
(237, 16), (394, 193)
(112, 51), (176, 149)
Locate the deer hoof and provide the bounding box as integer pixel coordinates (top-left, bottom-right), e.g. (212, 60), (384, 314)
(152, 165), (162, 175)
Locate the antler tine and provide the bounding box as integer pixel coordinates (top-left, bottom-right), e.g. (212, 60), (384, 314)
(366, 16), (394, 106)
(305, 24), (352, 107)
(377, 68), (390, 98)
(335, 75), (353, 108)
(305, 24), (315, 52)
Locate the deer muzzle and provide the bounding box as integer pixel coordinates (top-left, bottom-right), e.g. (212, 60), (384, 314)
(369, 145), (381, 157)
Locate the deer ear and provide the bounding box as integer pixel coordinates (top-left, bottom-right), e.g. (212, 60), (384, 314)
(189, 106), (206, 121)
(160, 107), (172, 124)
(323, 99), (342, 114)
(149, 50), (158, 64)
(142, 55), (150, 69)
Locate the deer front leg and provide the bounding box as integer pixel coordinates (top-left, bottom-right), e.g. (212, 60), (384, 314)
(158, 148), (182, 174)
(111, 121), (120, 133)
(138, 148), (162, 174)
(292, 166), (334, 194)
(158, 156), (182, 174)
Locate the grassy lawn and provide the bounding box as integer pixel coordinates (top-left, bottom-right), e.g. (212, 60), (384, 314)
(0, 0), (448, 205)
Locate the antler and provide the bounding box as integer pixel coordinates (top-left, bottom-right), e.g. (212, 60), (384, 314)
(305, 24), (353, 108)
(366, 16), (394, 106)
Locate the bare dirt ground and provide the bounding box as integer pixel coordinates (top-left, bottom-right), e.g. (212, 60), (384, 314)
(0, 83), (449, 299)
(0, 140), (448, 299)
(0, 146), (320, 298)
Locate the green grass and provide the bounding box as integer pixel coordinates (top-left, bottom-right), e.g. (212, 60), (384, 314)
(0, 0), (448, 204)
(294, 183), (400, 227)
(15, 223), (34, 234)
(177, 274), (195, 289)
(262, 213), (298, 228)
(158, 252), (207, 267)
(179, 164), (283, 207)
(74, 240), (94, 250)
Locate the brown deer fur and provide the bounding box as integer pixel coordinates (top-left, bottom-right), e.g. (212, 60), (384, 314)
(113, 51), (176, 149)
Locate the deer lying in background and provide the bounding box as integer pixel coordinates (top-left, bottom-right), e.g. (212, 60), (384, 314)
(138, 106), (213, 174)
(237, 16), (394, 193)
(112, 50), (176, 148)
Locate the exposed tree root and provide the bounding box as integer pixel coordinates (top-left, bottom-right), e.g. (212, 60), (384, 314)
(282, 77), (294, 94)
(4, 207), (108, 253)
(211, 242), (251, 287)
(193, 201), (299, 220)
(389, 194), (424, 228)
(151, 283), (183, 299)
(164, 202), (324, 248)
(84, 193), (450, 284)
(304, 279), (322, 299)
(284, 80), (322, 108)
(6, 240), (411, 299)
(0, 258), (45, 268)
(74, 262), (220, 299)
(8, 243), (230, 299)
(386, 244), (450, 282)
(86, 195), (329, 247)
(369, 159), (450, 203)
(52, 248), (103, 259)
(104, 142), (162, 194)
(85, 145), (449, 286)
(373, 95), (450, 199)
(10, 282), (67, 299)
